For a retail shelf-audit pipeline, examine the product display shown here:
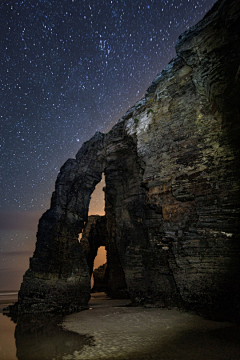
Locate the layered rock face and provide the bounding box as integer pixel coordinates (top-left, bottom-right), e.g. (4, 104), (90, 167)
(12, 0), (240, 320)
(12, 133), (106, 313)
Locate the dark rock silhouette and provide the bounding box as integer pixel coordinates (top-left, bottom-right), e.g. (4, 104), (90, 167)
(80, 215), (107, 277)
(91, 263), (108, 293)
(10, 0), (240, 321)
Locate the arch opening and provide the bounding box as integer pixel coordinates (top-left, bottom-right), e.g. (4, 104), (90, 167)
(91, 246), (107, 291)
(88, 173), (107, 292)
(78, 173), (105, 242)
(78, 172), (108, 293)
(88, 173), (105, 216)
(77, 170), (128, 300)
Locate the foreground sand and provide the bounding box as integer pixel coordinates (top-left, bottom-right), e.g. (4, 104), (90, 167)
(1, 293), (240, 360)
(63, 293), (240, 360)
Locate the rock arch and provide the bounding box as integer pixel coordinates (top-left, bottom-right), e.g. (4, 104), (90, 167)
(15, 130), (130, 314)
(80, 215), (107, 278)
(10, 0), (240, 321)
(16, 132), (107, 313)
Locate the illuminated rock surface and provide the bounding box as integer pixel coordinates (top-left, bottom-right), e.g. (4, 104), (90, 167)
(11, 0), (240, 320)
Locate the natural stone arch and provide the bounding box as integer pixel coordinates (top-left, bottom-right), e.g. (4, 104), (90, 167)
(16, 132), (107, 313)
(80, 214), (129, 298)
(9, 1), (240, 321)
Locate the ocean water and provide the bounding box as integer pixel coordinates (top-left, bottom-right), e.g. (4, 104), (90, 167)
(0, 291), (18, 302)
(0, 291), (18, 360)
(0, 291), (94, 360)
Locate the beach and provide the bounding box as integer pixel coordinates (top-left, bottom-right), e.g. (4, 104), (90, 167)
(0, 291), (18, 360)
(63, 293), (240, 360)
(1, 292), (240, 360)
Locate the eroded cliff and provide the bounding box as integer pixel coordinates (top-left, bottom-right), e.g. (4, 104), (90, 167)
(11, 0), (240, 321)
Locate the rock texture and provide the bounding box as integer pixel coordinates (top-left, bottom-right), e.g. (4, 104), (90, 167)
(79, 214), (128, 298)
(10, 133), (106, 313)
(12, 0), (240, 321)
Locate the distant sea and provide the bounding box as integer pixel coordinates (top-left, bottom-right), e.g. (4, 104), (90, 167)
(0, 290), (18, 304)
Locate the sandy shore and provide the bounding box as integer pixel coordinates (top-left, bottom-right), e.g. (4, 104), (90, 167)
(63, 293), (240, 360)
(1, 293), (240, 359)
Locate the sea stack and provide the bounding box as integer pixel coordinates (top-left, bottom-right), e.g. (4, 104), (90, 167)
(10, 0), (240, 322)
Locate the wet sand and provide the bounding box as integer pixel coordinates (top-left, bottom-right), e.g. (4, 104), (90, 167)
(63, 293), (240, 360)
(0, 297), (18, 360)
(1, 293), (240, 360)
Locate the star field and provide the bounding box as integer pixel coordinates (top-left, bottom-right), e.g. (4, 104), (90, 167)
(0, 0), (217, 289)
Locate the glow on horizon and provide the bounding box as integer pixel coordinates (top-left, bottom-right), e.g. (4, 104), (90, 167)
(88, 174), (105, 216)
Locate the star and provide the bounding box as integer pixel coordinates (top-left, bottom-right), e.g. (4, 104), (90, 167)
(0, 0), (217, 290)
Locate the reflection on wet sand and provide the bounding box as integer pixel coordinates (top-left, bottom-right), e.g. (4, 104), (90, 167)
(0, 313), (17, 360)
(11, 313), (94, 360)
(2, 293), (240, 360)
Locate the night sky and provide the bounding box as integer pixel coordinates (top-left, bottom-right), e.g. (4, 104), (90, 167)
(0, 0), (217, 290)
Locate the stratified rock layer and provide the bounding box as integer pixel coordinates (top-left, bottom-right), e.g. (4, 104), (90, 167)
(12, 0), (240, 320)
